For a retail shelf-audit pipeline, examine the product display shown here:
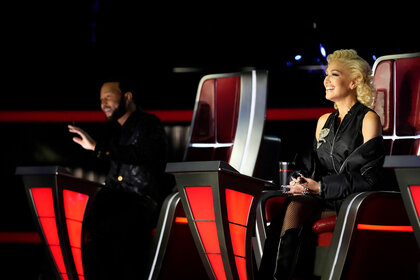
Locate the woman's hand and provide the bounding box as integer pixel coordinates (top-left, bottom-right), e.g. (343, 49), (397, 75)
(287, 176), (320, 196)
(68, 125), (96, 151)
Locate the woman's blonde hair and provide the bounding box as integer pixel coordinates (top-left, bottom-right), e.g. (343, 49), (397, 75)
(327, 49), (375, 108)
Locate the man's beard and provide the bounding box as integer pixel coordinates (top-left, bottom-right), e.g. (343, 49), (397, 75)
(107, 97), (126, 122)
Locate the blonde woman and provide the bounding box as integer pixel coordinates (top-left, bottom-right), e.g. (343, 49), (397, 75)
(259, 49), (386, 280)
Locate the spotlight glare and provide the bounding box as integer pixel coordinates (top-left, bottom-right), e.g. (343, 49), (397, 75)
(294, 55), (302, 61)
(320, 44), (326, 57)
(372, 55), (377, 61)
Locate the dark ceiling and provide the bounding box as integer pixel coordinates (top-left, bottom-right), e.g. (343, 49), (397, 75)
(2, 1), (419, 110)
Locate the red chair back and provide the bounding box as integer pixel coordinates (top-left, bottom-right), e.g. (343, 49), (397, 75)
(185, 75), (240, 162)
(184, 70), (268, 176)
(373, 53), (420, 155)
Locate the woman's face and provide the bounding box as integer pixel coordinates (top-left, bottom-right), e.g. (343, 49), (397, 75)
(324, 60), (356, 103)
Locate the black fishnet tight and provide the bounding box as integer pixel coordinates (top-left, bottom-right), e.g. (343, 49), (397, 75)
(280, 195), (336, 235)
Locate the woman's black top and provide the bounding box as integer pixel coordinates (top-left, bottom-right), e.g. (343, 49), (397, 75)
(316, 102), (371, 177)
(308, 102), (386, 210)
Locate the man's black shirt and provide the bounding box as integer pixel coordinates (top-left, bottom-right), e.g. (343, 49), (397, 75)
(94, 109), (171, 205)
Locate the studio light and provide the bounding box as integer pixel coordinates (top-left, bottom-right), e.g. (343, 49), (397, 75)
(320, 44), (326, 58)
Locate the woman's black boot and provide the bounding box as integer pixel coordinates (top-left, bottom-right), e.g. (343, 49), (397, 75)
(259, 227), (303, 280)
(272, 227), (303, 280)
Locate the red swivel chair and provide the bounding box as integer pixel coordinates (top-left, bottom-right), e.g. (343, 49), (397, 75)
(316, 52), (420, 278)
(148, 70), (273, 280)
(254, 53), (420, 279)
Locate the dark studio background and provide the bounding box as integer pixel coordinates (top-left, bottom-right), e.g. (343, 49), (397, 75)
(0, 1), (418, 278)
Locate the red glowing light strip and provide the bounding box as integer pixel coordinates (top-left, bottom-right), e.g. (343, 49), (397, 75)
(229, 223), (247, 258)
(0, 232), (41, 243)
(185, 187), (215, 220)
(185, 186), (227, 278)
(149, 110), (193, 122)
(266, 107), (335, 121)
(235, 256), (247, 280)
(0, 108), (333, 123)
(226, 189), (253, 279)
(207, 254), (227, 280)
(357, 224), (413, 232)
(225, 189), (253, 226)
(63, 190), (89, 279)
(175, 217), (188, 223)
(30, 188), (68, 276)
(195, 221), (221, 253)
(409, 185), (420, 220)
(0, 111), (106, 122)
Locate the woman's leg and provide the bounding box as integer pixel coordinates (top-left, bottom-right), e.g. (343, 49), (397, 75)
(259, 195), (323, 280)
(279, 195), (322, 235)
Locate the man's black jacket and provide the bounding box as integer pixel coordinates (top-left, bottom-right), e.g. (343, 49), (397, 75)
(94, 109), (173, 206)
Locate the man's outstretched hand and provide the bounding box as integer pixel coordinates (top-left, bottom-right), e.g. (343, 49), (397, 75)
(68, 125), (96, 151)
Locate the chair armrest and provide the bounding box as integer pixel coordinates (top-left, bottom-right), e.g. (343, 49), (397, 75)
(312, 215), (337, 234)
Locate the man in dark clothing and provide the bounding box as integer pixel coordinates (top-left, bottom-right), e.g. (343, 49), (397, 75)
(68, 78), (172, 280)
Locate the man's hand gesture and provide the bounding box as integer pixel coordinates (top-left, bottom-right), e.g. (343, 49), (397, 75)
(68, 125), (96, 151)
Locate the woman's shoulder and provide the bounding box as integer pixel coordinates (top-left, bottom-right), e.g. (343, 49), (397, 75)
(362, 110), (382, 142)
(317, 112), (333, 128)
(362, 110), (382, 128)
(318, 112), (332, 123)
(315, 113), (333, 140)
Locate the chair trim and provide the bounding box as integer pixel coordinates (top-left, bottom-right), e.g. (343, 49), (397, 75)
(147, 192), (180, 280)
(371, 52), (420, 74)
(189, 143), (233, 148)
(231, 70), (268, 176)
(322, 191), (401, 280)
(252, 190), (285, 268)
